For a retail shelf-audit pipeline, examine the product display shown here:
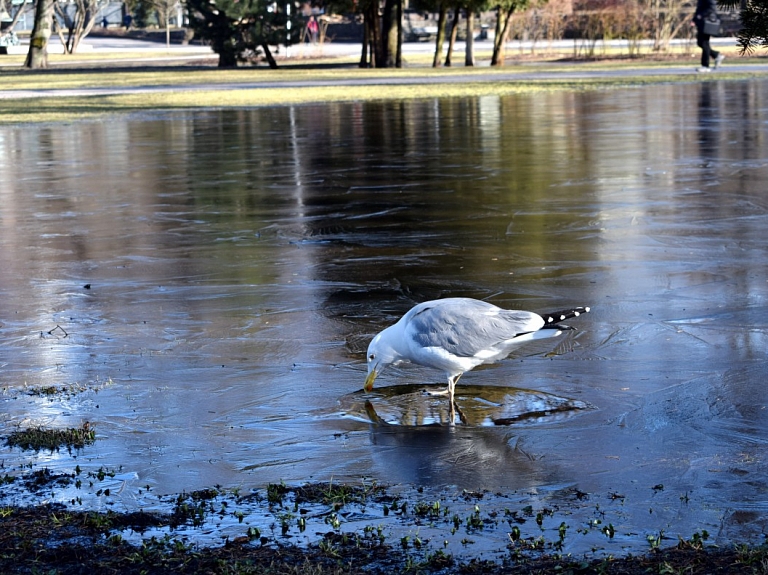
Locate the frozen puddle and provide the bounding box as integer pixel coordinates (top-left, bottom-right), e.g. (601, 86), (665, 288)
(340, 384), (593, 427)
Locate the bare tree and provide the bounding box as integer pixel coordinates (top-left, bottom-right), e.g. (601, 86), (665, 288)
(148, 0), (180, 48)
(0, 0), (25, 40)
(54, 0), (108, 54)
(647, 0), (691, 51)
(619, 0), (648, 56)
(540, 0), (569, 48)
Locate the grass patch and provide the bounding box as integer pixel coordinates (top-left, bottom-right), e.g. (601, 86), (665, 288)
(0, 46), (766, 126)
(0, 74), (742, 125)
(26, 386), (63, 397)
(0, 477), (766, 573)
(1, 54), (766, 126)
(5, 423), (96, 452)
(0, 54), (756, 90)
(294, 479), (386, 507)
(0, 60), (521, 90)
(0, 502), (767, 574)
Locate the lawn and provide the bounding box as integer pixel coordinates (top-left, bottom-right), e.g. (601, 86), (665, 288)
(2, 42), (765, 125)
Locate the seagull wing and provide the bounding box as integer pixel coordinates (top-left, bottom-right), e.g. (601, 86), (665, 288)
(405, 299), (544, 359)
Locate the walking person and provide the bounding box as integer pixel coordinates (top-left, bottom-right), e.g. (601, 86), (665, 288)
(307, 16), (319, 44)
(693, 0), (724, 72)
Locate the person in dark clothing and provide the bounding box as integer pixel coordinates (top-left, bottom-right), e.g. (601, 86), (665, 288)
(693, 0), (724, 72)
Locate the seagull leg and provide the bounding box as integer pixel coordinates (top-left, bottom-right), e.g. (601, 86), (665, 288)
(448, 374), (466, 425)
(424, 373), (463, 397)
(447, 374), (460, 402)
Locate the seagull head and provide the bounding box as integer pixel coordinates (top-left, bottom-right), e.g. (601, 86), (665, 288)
(364, 328), (400, 392)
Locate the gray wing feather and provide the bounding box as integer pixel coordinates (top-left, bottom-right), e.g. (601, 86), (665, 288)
(407, 300), (541, 358)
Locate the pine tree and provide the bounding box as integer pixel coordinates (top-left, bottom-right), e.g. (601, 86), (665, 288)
(718, 0), (768, 52)
(186, 0), (302, 67)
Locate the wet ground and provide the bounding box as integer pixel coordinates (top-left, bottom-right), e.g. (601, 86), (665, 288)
(1, 78), (768, 561)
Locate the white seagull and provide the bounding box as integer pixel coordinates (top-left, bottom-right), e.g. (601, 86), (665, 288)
(364, 297), (589, 407)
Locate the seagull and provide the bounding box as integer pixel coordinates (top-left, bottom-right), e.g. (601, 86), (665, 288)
(364, 297), (589, 410)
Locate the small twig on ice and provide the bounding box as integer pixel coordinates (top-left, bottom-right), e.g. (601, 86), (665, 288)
(47, 325), (68, 338)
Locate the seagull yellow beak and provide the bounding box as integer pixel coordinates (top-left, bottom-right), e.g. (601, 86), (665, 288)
(364, 369), (377, 392)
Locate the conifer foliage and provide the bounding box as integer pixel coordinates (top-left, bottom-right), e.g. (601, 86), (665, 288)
(186, 0), (302, 67)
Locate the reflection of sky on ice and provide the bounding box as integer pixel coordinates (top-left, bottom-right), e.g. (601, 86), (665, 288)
(1, 80), (768, 555)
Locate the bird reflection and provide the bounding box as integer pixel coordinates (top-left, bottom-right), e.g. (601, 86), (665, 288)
(346, 384), (591, 428)
(339, 385), (592, 488)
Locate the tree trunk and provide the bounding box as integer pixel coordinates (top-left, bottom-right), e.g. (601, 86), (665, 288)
(444, 6), (460, 66)
(380, 0), (399, 67)
(24, 0), (55, 68)
(465, 8), (475, 66)
(395, 0), (402, 67)
(432, 3), (447, 67)
(360, 16), (370, 67)
(67, 26), (77, 53)
(261, 42), (278, 68)
(363, 0), (381, 67)
(380, 0), (392, 66)
(491, 4), (515, 66)
(387, 23), (398, 67)
(71, 0), (85, 53)
(216, 37), (238, 67)
(53, 0), (101, 55)
(53, 8), (70, 51)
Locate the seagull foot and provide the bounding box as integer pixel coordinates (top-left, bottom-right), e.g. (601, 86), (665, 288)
(423, 387), (451, 396)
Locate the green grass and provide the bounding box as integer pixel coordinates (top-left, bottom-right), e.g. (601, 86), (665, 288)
(5, 423), (96, 452)
(1, 46), (765, 125)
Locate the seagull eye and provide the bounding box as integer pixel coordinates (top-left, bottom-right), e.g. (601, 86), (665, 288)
(368, 354), (375, 361)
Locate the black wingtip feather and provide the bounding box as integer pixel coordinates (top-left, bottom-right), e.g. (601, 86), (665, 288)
(539, 306), (590, 325)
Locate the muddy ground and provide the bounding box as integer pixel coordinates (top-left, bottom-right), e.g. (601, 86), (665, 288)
(2, 498), (767, 575)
